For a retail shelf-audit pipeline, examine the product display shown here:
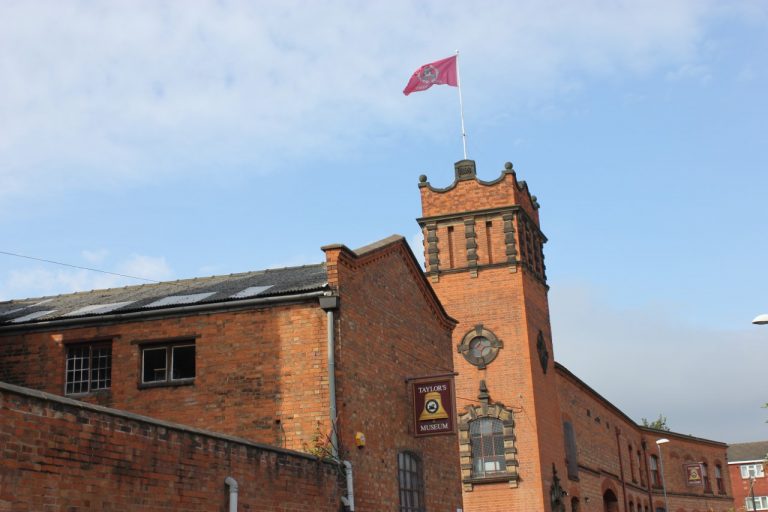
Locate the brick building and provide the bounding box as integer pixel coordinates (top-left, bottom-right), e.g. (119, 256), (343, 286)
(727, 441), (768, 511)
(0, 236), (463, 511)
(0, 158), (735, 512)
(417, 160), (734, 512)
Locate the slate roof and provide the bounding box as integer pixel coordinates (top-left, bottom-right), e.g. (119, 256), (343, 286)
(0, 264), (328, 327)
(728, 441), (768, 463)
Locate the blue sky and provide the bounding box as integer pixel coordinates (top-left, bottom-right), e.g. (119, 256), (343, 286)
(1, 1), (766, 443)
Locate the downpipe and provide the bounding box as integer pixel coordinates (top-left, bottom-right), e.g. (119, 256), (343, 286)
(225, 476), (238, 512)
(341, 460), (355, 511)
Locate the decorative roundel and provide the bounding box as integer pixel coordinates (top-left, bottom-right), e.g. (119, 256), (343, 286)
(458, 325), (502, 369)
(419, 65), (439, 84)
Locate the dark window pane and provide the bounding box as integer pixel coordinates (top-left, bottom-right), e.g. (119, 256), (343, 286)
(143, 347), (167, 382)
(172, 345), (195, 380)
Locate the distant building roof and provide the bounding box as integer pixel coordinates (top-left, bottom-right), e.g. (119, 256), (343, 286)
(728, 441), (768, 463)
(0, 264), (328, 328)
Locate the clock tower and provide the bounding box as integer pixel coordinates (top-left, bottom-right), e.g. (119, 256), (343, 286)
(418, 160), (567, 512)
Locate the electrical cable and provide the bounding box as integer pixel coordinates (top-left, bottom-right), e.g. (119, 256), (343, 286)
(0, 250), (162, 284)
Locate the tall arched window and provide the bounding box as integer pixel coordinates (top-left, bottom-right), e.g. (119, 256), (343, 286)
(715, 464), (725, 494)
(398, 451), (425, 512)
(470, 417), (506, 477)
(649, 455), (661, 487)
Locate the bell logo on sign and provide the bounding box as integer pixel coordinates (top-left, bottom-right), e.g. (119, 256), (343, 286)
(411, 377), (456, 437)
(419, 392), (449, 421)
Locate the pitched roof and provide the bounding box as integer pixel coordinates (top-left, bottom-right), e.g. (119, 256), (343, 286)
(728, 441), (768, 463)
(0, 264), (328, 328)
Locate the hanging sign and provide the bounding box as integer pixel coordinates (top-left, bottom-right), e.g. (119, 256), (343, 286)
(411, 377), (456, 437)
(684, 463), (704, 485)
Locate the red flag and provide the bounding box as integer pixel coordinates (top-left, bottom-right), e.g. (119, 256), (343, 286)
(403, 55), (458, 96)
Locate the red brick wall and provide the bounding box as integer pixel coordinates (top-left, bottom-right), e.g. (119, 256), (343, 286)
(0, 382), (343, 512)
(324, 239), (463, 512)
(728, 462), (767, 512)
(557, 367), (734, 512)
(420, 166), (566, 512)
(0, 301), (331, 452)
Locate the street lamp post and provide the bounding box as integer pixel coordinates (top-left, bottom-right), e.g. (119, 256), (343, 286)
(750, 476), (758, 511)
(656, 438), (670, 512)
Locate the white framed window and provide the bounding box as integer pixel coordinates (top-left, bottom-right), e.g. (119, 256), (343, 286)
(746, 496), (768, 511)
(742, 464), (765, 479)
(141, 342), (195, 385)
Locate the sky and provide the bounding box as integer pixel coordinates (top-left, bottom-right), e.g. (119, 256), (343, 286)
(1, 0), (767, 444)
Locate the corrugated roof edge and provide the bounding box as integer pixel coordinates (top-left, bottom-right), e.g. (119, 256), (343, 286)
(0, 263), (327, 305)
(0, 289), (329, 334)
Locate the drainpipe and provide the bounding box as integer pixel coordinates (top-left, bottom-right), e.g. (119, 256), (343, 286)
(615, 428), (628, 511)
(319, 295), (353, 511)
(224, 476), (238, 512)
(341, 460), (355, 511)
(319, 294), (340, 459)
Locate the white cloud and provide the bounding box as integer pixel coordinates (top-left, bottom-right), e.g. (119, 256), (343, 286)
(117, 254), (173, 282)
(0, 0), (734, 205)
(550, 280), (768, 442)
(0, 253), (173, 300)
(81, 249), (109, 264)
(666, 63), (712, 83)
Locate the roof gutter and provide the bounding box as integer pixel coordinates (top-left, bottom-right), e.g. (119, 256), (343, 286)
(0, 290), (327, 334)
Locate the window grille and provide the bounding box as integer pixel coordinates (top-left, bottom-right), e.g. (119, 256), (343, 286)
(470, 417), (507, 478)
(398, 451), (425, 512)
(66, 343), (111, 394)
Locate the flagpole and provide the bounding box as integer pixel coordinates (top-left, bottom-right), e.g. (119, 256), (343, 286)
(455, 50), (468, 159)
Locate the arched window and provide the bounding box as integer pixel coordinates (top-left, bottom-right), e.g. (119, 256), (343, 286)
(470, 417), (506, 477)
(563, 421), (579, 480)
(649, 455), (661, 487)
(398, 451), (425, 512)
(702, 462), (712, 493)
(571, 497), (580, 512)
(457, 393), (518, 490)
(715, 464), (725, 494)
(602, 489), (619, 512)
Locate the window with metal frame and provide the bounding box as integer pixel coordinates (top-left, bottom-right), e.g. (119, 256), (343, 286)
(742, 464), (766, 479)
(470, 417), (507, 478)
(398, 451), (425, 512)
(141, 342), (195, 385)
(65, 342), (112, 394)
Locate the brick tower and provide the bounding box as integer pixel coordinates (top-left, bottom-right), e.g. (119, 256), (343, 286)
(418, 160), (568, 512)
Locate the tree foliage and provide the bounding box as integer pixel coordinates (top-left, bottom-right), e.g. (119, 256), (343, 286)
(641, 414), (671, 431)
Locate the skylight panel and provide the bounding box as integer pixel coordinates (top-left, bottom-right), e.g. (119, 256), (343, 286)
(230, 285), (273, 299)
(10, 310), (56, 323)
(62, 301), (134, 317)
(144, 292), (216, 308)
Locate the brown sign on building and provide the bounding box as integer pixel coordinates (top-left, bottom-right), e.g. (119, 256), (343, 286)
(684, 463), (704, 485)
(411, 377), (456, 437)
